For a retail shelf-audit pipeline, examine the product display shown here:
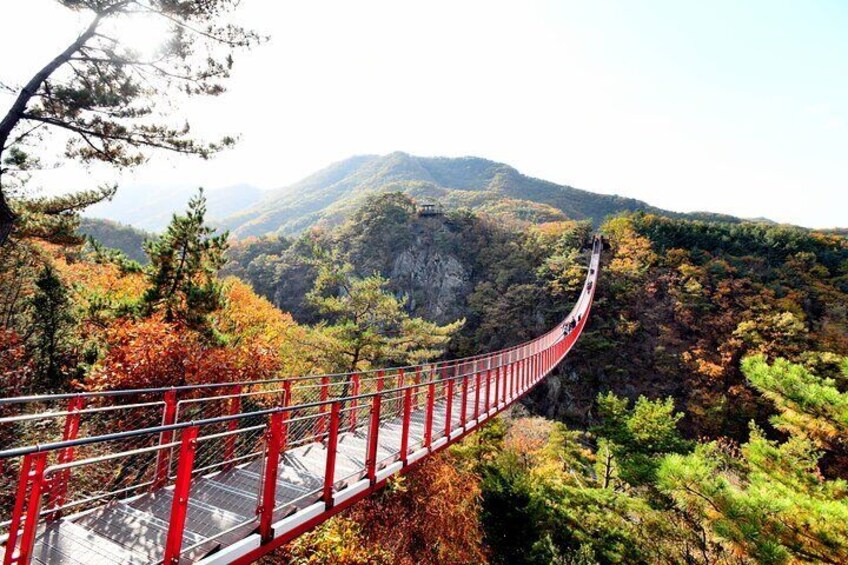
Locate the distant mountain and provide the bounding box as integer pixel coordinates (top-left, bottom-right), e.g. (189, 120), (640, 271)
(85, 183), (263, 232)
(79, 218), (154, 264)
(218, 152), (749, 239)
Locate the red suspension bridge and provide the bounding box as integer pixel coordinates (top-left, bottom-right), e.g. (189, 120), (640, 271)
(0, 239), (601, 564)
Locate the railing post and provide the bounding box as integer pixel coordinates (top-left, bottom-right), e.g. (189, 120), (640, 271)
(323, 402), (342, 507)
(154, 388), (178, 489)
(400, 387), (413, 465)
(474, 370), (482, 421)
(16, 453), (47, 565)
(522, 358), (528, 391)
(532, 354), (537, 384)
(281, 381), (292, 452)
(424, 382), (435, 449)
(534, 353), (539, 383)
(518, 359), (523, 395)
(223, 385), (242, 471)
(521, 357), (527, 391)
(494, 366), (501, 408)
(5, 452), (48, 565)
(484, 368), (492, 414)
(376, 370), (385, 393)
(163, 426), (198, 565)
(258, 412), (284, 543)
(515, 359), (520, 397)
(516, 359), (521, 394)
(444, 377), (454, 438)
(366, 394), (382, 483)
(502, 354), (507, 391)
(4, 455), (32, 565)
(283, 380), (293, 407)
(348, 373), (361, 432)
(460, 373), (469, 428)
(413, 367), (422, 410)
(47, 395), (84, 520)
(395, 368), (405, 419)
(316, 375), (330, 438)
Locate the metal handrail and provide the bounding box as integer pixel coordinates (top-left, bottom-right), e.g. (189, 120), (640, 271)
(0, 357), (536, 460)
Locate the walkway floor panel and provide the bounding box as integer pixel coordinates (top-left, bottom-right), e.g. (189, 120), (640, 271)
(32, 521), (149, 565)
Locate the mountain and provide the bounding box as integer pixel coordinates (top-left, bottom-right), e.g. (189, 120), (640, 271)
(85, 183), (263, 232)
(79, 218), (154, 264)
(218, 152), (747, 238)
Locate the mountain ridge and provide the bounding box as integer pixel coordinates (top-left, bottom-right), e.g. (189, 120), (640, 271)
(218, 152), (751, 238)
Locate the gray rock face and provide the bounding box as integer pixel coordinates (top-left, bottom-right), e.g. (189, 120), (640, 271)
(390, 243), (471, 324)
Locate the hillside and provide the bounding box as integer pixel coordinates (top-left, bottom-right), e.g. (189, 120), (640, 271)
(218, 152), (747, 238)
(79, 218), (154, 264)
(226, 194), (848, 439)
(6, 192), (848, 564)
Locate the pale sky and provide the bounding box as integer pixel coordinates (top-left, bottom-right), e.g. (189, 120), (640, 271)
(2, 0), (847, 228)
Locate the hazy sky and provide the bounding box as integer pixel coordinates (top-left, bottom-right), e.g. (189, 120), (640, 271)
(2, 0), (847, 227)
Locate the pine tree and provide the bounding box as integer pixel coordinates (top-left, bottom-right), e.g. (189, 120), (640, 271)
(0, 0), (262, 245)
(307, 255), (464, 375)
(143, 189), (228, 329)
(658, 355), (848, 564)
(29, 264), (74, 388)
(595, 392), (691, 486)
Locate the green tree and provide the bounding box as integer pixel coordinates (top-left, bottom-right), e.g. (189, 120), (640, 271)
(658, 355), (848, 564)
(659, 429), (848, 565)
(743, 354), (848, 454)
(28, 264), (75, 387)
(595, 392), (692, 486)
(307, 256), (464, 375)
(477, 417), (666, 565)
(0, 0), (262, 245)
(143, 189), (228, 328)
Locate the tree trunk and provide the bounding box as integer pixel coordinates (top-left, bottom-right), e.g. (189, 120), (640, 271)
(0, 191), (13, 246)
(0, 14), (101, 246)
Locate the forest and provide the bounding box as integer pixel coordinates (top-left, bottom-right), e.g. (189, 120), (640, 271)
(2, 188), (847, 564)
(2, 1), (846, 564)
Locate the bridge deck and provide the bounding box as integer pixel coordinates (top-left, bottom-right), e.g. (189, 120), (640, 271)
(22, 382), (496, 564)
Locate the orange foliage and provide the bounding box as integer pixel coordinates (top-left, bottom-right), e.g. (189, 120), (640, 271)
(0, 329), (33, 397)
(86, 316), (198, 390)
(280, 453), (488, 565)
(503, 416), (551, 466)
(216, 278), (313, 375)
(533, 220), (578, 238)
(86, 280), (316, 391)
(38, 241), (147, 305)
(86, 314), (296, 391)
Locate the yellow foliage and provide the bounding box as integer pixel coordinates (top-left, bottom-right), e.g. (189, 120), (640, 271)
(215, 277), (318, 378)
(38, 241), (147, 305)
(604, 217), (657, 280)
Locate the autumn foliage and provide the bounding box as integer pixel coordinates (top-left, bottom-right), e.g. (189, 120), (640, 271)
(0, 328), (32, 397)
(87, 279), (313, 390)
(277, 453), (487, 565)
